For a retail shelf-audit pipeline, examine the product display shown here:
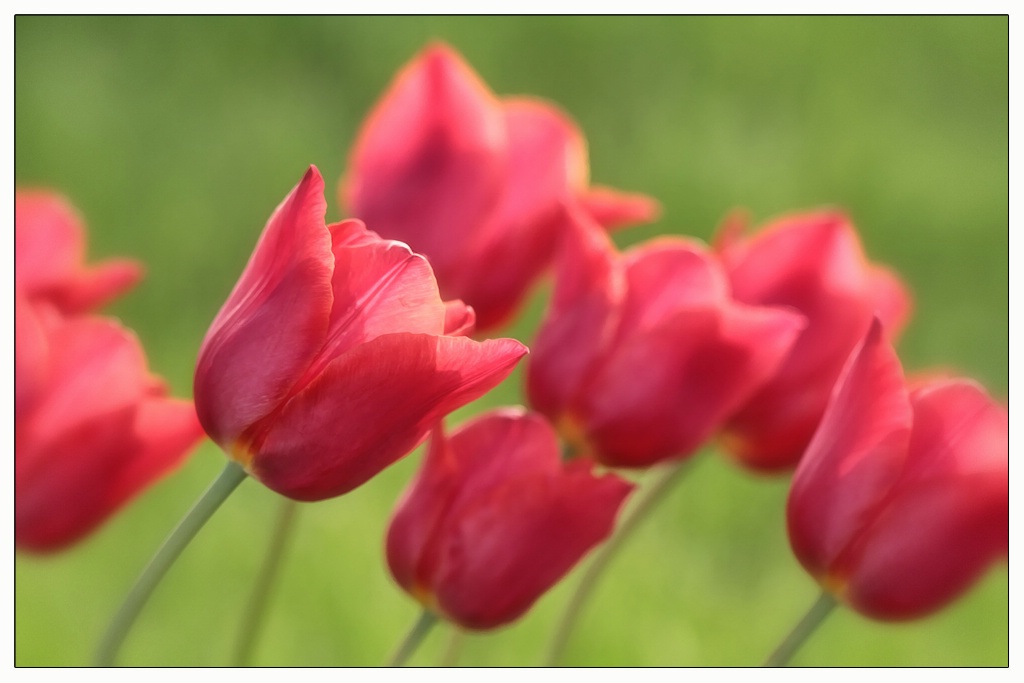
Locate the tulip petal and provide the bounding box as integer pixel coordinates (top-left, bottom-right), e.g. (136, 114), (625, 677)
(250, 333), (527, 500)
(15, 190), (143, 312)
(19, 316), (151, 450)
(787, 319), (913, 579)
(50, 259), (144, 314)
(493, 99), (587, 225)
(432, 462), (633, 630)
(194, 166), (334, 447)
(343, 43), (507, 287)
(582, 302), (804, 467)
(15, 190), (85, 294)
(580, 185), (661, 230)
(443, 300), (476, 337)
(387, 427), (457, 597)
(721, 212), (909, 470)
(16, 397), (202, 553)
(15, 294), (49, 424)
(526, 208), (624, 419)
(727, 211), (872, 379)
(388, 409), (558, 598)
(446, 100), (587, 330)
(17, 405), (135, 552)
(616, 238), (731, 340)
(294, 227), (446, 386)
(835, 381), (1007, 620)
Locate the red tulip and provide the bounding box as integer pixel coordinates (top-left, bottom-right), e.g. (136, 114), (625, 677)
(342, 42), (659, 332)
(194, 166), (528, 501)
(386, 408), (633, 630)
(15, 303), (204, 553)
(787, 319), (1007, 620)
(715, 210), (912, 472)
(526, 208), (805, 468)
(16, 189), (143, 314)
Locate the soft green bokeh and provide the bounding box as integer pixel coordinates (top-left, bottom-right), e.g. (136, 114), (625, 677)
(15, 16), (1007, 667)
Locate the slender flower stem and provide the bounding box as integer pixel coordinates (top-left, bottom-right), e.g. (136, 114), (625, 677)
(544, 459), (692, 666)
(231, 497), (300, 666)
(388, 610), (439, 667)
(94, 461), (248, 666)
(762, 592), (837, 667)
(438, 627), (465, 667)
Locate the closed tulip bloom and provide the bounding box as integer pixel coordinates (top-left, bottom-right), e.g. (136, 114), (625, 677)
(15, 304), (204, 552)
(526, 209), (805, 468)
(342, 42), (658, 332)
(386, 408), (633, 630)
(16, 189), (143, 314)
(787, 319), (1007, 620)
(715, 210), (912, 472)
(194, 166), (527, 501)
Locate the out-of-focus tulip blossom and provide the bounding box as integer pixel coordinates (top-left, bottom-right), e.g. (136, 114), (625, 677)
(342, 42), (659, 332)
(526, 209), (805, 468)
(15, 302), (204, 553)
(16, 189), (143, 314)
(714, 210), (912, 472)
(386, 408), (633, 630)
(787, 319), (1007, 620)
(194, 166), (528, 501)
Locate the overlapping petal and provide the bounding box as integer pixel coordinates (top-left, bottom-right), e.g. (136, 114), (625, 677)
(249, 334), (526, 500)
(717, 210), (912, 471)
(194, 167), (334, 446)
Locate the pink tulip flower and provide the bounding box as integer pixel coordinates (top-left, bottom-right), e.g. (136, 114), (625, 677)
(16, 189), (142, 314)
(526, 208), (805, 468)
(715, 210), (912, 472)
(787, 319), (1007, 620)
(342, 42), (659, 332)
(194, 166), (528, 501)
(386, 408), (633, 630)
(16, 301), (204, 553)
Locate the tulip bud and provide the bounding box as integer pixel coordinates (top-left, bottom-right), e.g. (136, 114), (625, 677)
(526, 208), (805, 468)
(787, 319), (1007, 620)
(16, 306), (203, 552)
(16, 189), (143, 314)
(386, 408), (633, 630)
(194, 166), (528, 501)
(715, 210), (912, 472)
(342, 42), (659, 332)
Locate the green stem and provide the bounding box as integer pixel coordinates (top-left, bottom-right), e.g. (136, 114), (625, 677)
(231, 497), (300, 666)
(94, 461), (248, 666)
(438, 627), (465, 667)
(388, 610), (438, 667)
(544, 459), (691, 666)
(762, 592), (837, 667)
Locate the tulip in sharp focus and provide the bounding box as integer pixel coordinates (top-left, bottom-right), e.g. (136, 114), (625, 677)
(715, 210), (911, 472)
(16, 300), (204, 552)
(16, 189), (143, 314)
(787, 319), (1007, 620)
(526, 208), (805, 468)
(386, 408), (633, 630)
(342, 42), (659, 332)
(194, 166), (527, 501)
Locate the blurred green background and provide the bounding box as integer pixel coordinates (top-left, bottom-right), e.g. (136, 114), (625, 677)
(15, 16), (1007, 667)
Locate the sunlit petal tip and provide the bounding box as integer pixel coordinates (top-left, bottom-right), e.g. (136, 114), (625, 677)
(582, 185), (662, 230)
